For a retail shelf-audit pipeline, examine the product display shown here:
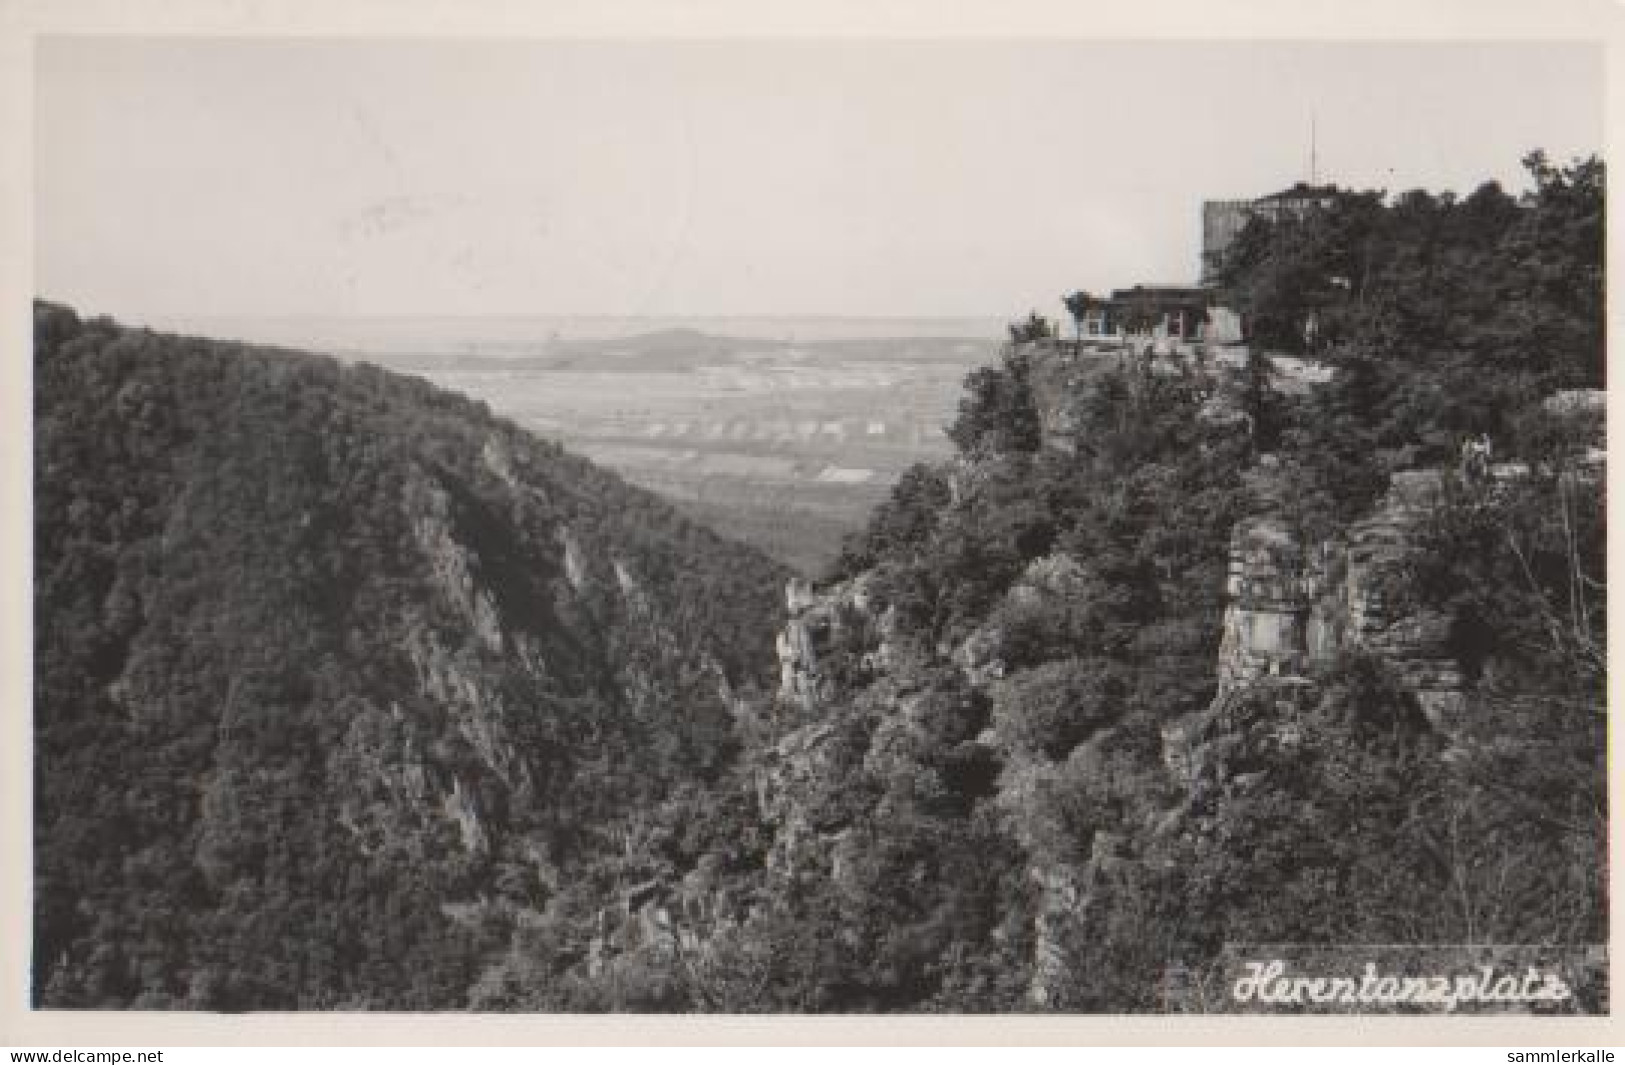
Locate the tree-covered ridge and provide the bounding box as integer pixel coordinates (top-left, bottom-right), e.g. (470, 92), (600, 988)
(33, 301), (789, 1008)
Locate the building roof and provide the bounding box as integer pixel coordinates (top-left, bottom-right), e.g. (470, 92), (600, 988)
(1255, 182), (1340, 203)
(1110, 284), (1209, 301)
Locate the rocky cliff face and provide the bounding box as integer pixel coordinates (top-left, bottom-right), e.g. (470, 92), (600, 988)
(750, 437), (1511, 1004)
(1216, 468), (1465, 728)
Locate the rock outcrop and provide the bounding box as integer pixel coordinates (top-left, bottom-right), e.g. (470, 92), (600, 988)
(1216, 468), (1465, 728)
(774, 573), (898, 712)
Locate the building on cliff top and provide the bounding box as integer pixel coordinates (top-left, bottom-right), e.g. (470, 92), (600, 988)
(1201, 182), (1341, 285)
(1067, 285), (1214, 343)
(1058, 181), (1338, 347)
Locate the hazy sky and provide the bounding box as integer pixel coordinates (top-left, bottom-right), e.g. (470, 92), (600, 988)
(36, 38), (1603, 320)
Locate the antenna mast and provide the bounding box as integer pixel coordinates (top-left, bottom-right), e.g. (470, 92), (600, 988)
(1310, 113), (1318, 185)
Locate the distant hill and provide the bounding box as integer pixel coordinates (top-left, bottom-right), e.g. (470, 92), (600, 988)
(32, 301), (789, 1009)
(538, 327), (992, 373)
(540, 327), (776, 372)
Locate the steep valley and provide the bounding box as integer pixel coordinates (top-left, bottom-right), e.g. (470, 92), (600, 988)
(31, 155), (1608, 1013)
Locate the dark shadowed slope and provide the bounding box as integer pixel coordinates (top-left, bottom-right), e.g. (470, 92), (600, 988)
(32, 301), (789, 1009)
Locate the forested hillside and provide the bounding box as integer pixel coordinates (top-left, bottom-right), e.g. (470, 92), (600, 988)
(32, 152), (1606, 1013)
(33, 303), (788, 1008)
